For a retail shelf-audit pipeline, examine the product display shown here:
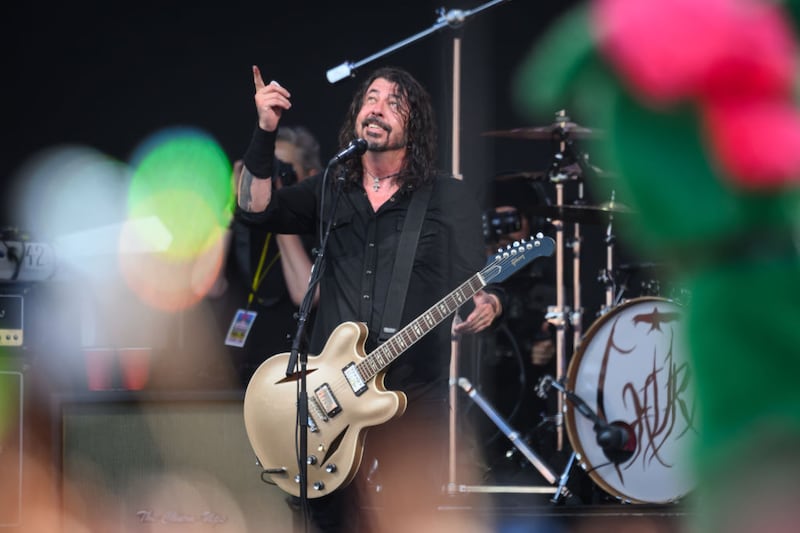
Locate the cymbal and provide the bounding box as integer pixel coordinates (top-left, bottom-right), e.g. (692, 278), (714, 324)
(483, 122), (601, 140)
(618, 261), (668, 273)
(530, 202), (635, 224)
(494, 170), (548, 181)
(572, 201), (633, 213)
(494, 163), (582, 182)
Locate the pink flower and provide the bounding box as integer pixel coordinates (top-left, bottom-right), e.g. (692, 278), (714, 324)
(594, 0), (800, 188)
(594, 0), (796, 103)
(593, 0), (732, 103)
(704, 100), (800, 188)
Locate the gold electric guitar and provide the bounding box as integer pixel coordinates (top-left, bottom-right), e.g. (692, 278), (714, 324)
(243, 235), (555, 498)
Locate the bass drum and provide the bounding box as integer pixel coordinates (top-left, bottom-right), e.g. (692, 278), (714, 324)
(565, 297), (698, 503)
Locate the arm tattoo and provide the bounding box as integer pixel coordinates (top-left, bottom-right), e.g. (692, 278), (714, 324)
(239, 168), (255, 210)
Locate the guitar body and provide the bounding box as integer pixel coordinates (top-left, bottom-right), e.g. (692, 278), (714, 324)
(243, 321), (407, 498)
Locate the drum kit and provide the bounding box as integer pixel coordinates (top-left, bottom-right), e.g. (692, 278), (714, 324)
(461, 111), (698, 505)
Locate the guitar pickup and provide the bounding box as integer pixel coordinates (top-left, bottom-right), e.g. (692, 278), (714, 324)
(343, 363), (367, 396)
(314, 383), (342, 418)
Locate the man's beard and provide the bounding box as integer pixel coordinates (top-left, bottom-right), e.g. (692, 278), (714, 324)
(367, 137), (407, 152)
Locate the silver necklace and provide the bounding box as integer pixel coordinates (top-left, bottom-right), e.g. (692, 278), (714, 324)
(365, 169), (400, 192)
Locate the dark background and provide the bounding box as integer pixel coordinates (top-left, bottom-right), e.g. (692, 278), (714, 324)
(2, 0), (581, 204)
(1, 0), (636, 319)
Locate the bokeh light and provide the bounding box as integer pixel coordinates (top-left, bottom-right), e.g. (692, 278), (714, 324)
(127, 126), (233, 260)
(8, 144), (130, 254)
(120, 127), (233, 311)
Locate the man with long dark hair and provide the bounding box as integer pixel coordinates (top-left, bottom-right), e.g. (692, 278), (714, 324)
(237, 65), (504, 531)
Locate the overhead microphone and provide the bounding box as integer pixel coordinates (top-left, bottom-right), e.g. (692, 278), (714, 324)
(328, 138), (368, 166)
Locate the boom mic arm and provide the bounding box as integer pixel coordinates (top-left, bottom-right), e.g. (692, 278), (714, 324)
(537, 375), (636, 463)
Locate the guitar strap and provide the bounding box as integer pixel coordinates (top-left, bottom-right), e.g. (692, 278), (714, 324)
(378, 184), (433, 343)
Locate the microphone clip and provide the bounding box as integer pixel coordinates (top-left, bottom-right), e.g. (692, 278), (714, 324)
(328, 138), (368, 167)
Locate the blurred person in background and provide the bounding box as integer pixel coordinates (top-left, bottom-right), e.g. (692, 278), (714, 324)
(464, 176), (558, 484)
(208, 125), (322, 388)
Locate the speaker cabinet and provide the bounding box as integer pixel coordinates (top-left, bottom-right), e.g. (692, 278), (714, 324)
(0, 370), (23, 528)
(56, 390), (296, 532)
(0, 296), (23, 347)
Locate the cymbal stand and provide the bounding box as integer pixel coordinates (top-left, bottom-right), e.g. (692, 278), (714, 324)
(545, 144), (570, 451)
(544, 196), (566, 449)
(597, 190), (624, 316)
(599, 190), (619, 315)
(563, 140), (614, 318)
(570, 179), (584, 351)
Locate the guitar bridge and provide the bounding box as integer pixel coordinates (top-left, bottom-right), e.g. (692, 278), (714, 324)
(306, 396), (325, 429)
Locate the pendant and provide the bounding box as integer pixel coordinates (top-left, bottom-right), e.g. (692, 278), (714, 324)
(372, 177), (381, 192)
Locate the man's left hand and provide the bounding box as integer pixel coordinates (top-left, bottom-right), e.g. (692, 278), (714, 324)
(452, 290), (501, 335)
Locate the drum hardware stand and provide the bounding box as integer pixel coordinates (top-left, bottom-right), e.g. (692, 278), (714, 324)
(545, 180), (568, 452)
(551, 451), (577, 504)
(570, 180), (584, 352)
(598, 190), (624, 316)
(447, 329), (560, 497)
(457, 378), (560, 486)
(545, 109), (584, 452)
(598, 199), (617, 316)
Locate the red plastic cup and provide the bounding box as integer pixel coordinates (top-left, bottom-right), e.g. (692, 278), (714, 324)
(84, 348), (115, 391)
(118, 347), (152, 391)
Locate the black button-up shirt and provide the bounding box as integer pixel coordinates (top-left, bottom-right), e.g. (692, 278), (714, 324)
(238, 173), (488, 400)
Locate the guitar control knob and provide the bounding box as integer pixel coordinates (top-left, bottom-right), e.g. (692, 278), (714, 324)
(307, 455), (318, 465)
(313, 481), (325, 491)
(325, 464), (337, 473)
(294, 475), (301, 483)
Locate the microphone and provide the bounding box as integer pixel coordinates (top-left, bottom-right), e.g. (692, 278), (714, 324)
(595, 420), (636, 464)
(328, 138), (368, 166)
(536, 375), (636, 464)
(326, 62), (354, 84)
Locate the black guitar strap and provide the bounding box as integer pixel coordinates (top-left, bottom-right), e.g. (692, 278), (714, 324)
(378, 184), (433, 342)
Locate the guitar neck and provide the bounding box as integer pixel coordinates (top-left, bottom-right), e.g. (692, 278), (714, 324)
(352, 235), (555, 382)
(357, 272), (485, 380)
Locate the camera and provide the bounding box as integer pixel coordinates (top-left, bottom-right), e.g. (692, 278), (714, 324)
(274, 158), (298, 187)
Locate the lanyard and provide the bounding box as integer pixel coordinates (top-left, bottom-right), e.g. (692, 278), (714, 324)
(247, 232), (281, 308)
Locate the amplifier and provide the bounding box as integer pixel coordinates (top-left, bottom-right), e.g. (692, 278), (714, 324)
(0, 241), (56, 283)
(0, 295), (23, 347)
(0, 370), (23, 527)
(57, 391), (295, 532)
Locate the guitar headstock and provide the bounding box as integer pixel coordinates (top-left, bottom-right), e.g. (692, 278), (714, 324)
(482, 233), (555, 284)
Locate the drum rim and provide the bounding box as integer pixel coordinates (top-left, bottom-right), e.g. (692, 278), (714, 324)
(564, 296), (689, 504)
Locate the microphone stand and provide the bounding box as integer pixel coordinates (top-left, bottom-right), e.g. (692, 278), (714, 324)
(325, 1), (511, 84)
(285, 166), (345, 514)
(536, 375), (636, 486)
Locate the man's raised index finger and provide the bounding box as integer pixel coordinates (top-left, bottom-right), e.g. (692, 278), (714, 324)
(252, 65), (266, 89)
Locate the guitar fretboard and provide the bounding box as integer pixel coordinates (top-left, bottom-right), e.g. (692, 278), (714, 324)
(352, 236), (554, 382)
(356, 273), (485, 380)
